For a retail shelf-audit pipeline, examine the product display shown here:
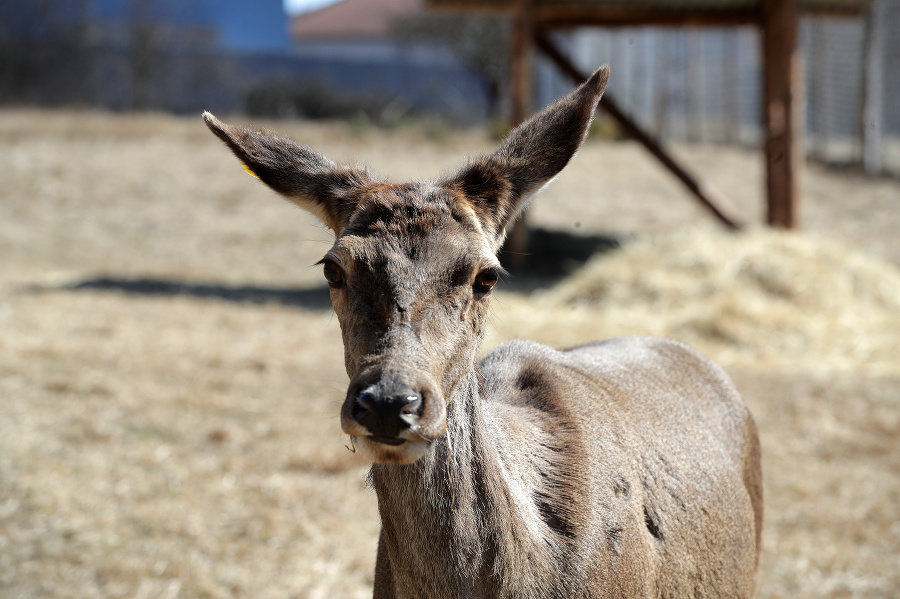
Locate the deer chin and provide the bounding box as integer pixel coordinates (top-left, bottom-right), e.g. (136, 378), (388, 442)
(353, 435), (432, 464)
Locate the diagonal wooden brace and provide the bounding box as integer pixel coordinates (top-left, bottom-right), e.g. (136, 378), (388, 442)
(535, 30), (743, 230)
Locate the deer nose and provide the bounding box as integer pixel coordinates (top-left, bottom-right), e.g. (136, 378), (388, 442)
(352, 387), (423, 439)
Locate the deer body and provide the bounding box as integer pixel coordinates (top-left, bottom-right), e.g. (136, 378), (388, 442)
(372, 338), (760, 599)
(204, 66), (762, 598)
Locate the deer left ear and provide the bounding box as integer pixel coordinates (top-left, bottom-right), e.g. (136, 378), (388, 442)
(444, 66), (609, 242)
(203, 112), (370, 234)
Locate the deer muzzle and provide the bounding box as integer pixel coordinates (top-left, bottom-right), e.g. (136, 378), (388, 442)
(352, 386), (422, 440)
(340, 374), (447, 464)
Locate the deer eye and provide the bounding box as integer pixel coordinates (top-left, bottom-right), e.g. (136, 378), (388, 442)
(474, 268), (500, 294)
(322, 261), (344, 288)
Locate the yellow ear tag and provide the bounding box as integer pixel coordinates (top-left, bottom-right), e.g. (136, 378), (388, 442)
(241, 162), (259, 179)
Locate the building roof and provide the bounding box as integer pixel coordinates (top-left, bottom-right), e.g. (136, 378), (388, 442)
(427, 0), (871, 26)
(290, 0), (422, 40)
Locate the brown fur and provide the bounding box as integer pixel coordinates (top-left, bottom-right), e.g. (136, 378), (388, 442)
(203, 65), (762, 598)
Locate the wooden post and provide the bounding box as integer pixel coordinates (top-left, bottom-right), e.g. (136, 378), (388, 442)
(509, 0), (535, 127)
(504, 0), (535, 268)
(761, 0), (803, 229)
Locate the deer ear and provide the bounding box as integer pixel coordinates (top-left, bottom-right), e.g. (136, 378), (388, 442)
(203, 112), (369, 234)
(444, 66), (609, 241)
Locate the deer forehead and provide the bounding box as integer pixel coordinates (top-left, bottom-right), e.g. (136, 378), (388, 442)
(331, 183), (498, 274)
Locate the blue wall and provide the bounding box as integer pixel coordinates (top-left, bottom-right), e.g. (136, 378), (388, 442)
(0, 0), (490, 121)
(89, 0), (291, 51)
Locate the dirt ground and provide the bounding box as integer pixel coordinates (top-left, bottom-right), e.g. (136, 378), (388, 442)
(1, 109), (898, 598)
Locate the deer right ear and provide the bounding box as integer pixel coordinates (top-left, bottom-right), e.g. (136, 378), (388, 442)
(203, 112), (369, 234)
(443, 66), (609, 245)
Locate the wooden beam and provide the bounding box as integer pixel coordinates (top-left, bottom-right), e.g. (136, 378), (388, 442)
(534, 7), (760, 28)
(762, 0), (803, 228)
(535, 31), (742, 230)
(424, 3), (760, 26)
(426, 0), (869, 20)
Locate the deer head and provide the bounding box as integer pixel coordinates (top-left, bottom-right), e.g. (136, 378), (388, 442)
(203, 67), (608, 465)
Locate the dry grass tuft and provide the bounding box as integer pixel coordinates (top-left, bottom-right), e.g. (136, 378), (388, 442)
(539, 227), (900, 374)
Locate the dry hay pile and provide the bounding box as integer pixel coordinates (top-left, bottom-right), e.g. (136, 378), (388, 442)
(534, 226), (900, 375)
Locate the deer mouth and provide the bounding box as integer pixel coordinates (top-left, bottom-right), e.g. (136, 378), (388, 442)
(368, 435), (407, 446)
(352, 434), (432, 464)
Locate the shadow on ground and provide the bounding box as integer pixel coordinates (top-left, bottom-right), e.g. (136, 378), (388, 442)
(500, 227), (624, 291)
(58, 278), (333, 310)
(47, 228), (623, 306)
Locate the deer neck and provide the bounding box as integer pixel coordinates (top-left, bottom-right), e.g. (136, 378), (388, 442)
(369, 368), (555, 596)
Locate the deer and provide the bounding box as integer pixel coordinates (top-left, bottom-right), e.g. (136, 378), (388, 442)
(202, 66), (763, 599)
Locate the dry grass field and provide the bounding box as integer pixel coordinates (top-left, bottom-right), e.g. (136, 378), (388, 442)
(1, 108), (898, 598)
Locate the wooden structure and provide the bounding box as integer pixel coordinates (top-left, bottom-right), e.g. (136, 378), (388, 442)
(428, 0), (872, 233)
